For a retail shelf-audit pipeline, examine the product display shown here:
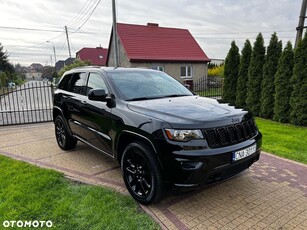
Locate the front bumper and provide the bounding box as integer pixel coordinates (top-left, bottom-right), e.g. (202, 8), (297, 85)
(158, 132), (262, 188)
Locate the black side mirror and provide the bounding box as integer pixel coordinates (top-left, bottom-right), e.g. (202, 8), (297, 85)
(88, 89), (115, 108)
(88, 89), (108, 101)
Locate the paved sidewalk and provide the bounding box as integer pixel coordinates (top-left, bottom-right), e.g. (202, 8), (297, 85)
(1, 123), (307, 230)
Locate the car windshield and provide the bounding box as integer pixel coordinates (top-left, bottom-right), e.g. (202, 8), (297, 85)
(108, 70), (193, 101)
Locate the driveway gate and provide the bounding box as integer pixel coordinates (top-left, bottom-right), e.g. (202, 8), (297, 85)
(0, 81), (54, 126)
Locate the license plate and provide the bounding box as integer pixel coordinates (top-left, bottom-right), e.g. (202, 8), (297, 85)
(233, 144), (257, 162)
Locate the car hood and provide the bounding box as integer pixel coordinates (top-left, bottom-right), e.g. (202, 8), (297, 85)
(127, 96), (248, 128)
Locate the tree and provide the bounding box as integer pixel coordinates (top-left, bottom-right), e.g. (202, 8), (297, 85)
(246, 33), (266, 116)
(0, 71), (7, 88)
(260, 33), (282, 118)
(290, 32), (307, 126)
(0, 43), (14, 73)
(273, 41), (294, 123)
(58, 59), (92, 77)
(236, 39), (252, 108)
(223, 41), (240, 105)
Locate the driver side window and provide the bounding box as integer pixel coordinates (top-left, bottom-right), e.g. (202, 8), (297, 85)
(86, 72), (108, 95)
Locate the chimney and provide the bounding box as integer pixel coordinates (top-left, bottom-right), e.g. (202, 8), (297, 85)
(147, 23), (159, 27)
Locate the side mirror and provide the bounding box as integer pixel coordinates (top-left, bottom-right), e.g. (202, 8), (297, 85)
(88, 89), (108, 101)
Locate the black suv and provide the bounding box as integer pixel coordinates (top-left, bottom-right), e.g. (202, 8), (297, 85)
(53, 67), (262, 204)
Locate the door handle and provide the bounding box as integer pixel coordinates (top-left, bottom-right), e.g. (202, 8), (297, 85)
(81, 100), (87, 104)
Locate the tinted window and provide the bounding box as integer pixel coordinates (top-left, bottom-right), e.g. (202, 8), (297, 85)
(86, 72), (108, 95)
(70, 72), (87, 95)
(109, 70), (193, 100)
(58, 74), (72, 91)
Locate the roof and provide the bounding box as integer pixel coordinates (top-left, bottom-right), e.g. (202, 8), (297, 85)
(116, 23), (210, 63)
(76, 47), (108, 66)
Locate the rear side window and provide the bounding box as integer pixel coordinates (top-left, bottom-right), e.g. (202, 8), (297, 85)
(58, 74), (72, 91)
(70, 72), (87, 95)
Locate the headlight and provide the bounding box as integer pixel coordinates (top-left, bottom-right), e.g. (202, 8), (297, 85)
(165, 129), (204, 142)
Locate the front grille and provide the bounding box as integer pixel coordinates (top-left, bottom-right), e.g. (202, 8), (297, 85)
(203, 119), (258, 148)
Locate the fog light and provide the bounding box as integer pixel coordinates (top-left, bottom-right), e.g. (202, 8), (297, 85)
(180, 161), (204, 170)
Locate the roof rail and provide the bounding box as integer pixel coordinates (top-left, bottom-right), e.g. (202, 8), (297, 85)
(73, 65), (101, 69)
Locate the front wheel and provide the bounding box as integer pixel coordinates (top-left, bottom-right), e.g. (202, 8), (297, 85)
(121, 142), (164, 204)
(54, 115), (77, 150)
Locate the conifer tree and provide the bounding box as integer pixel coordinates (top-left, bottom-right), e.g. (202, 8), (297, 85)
(260, 33), (282, 118)
(0, 43), (14, 73)
(223, 41), (240, 105)
(246, 33), (265, 116)
(273, 41), (294, 123)
(290, 33), (307, 126)
(236, 39), (252, 108)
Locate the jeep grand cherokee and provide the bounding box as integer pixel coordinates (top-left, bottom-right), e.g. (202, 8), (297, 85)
(53, 67), (262, 204)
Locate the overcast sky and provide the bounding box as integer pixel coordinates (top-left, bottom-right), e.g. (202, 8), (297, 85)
(0, 0), (304, 66)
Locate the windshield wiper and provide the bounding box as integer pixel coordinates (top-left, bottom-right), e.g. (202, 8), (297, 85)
(162, 94), (189, 98)
(126, 97), (156, 101)
(127, 94), (189, 101)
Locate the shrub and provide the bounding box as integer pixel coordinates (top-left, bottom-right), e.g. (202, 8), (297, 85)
(223, 41), (240, 105)
(273, 41), (294, 123)
(260, 33), (282, 118)
(246, 33), (265, 116)
(236, 39), (252, 108)
(58, 59), (92, 77)
(290, 33), (307, 126)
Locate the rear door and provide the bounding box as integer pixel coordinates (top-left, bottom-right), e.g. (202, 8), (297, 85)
(65, 72), (88, 135)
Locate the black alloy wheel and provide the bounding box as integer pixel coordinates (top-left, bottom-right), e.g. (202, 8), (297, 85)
(121, 142), (163, 204)
(54, 115), (77, 150)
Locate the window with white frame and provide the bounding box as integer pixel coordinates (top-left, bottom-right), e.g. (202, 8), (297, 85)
(151, 66), (164, 72)
(180, 66), (192, 78)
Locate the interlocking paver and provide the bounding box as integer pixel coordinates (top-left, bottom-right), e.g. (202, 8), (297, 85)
(1, 122), (307, 230)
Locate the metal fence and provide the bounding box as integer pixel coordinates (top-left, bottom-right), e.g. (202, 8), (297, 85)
(185, 76), (223, 99)
(0, 81), (54, 126)
(0, 77), (223, 126)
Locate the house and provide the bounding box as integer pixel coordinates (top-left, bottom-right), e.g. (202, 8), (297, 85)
(76, 47), (108, 66)
(25, 66), (42, 80)
(107, 22), (210, 83)
(30, 63), (44, 72)
(55, 60), (65, 72)
(55, 58), (76, 72)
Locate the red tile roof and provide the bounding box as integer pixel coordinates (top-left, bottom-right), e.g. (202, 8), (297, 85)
(117, 23), (210, 62)
(76, 47), (108, 66)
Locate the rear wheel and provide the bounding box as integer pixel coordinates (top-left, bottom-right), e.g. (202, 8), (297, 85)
(54, 115), (77, 150)
(121, 142), (164, 204)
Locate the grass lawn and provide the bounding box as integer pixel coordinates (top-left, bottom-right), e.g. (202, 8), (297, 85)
(0, 155), (159, 230)
(256, 118), (307, 164)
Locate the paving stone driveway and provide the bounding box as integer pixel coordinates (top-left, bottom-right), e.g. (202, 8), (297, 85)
(1, 123), (306, 230)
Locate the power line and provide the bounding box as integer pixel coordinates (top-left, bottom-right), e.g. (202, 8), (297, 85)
(69, 0), (102, 34)
(67, 0), (94, 28)
(68, 0), (98, 29)
(0, 26), (63, 33)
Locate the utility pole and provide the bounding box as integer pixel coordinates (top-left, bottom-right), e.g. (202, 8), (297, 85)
(112, 0), (119, 67)
(52, 45), (57, 64)
(47, 41), (57, 65)
(65, 26), (72, 58)
(295, 0), (307, 48)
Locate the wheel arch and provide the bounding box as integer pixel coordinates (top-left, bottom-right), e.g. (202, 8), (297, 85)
(53, 106), (63, 122)
(53, 106), (73, 136)
(115, 130), (160, 166)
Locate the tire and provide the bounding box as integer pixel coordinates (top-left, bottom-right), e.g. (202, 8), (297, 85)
(121, 142), (164, 204)
(54, 115), (77, 150)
